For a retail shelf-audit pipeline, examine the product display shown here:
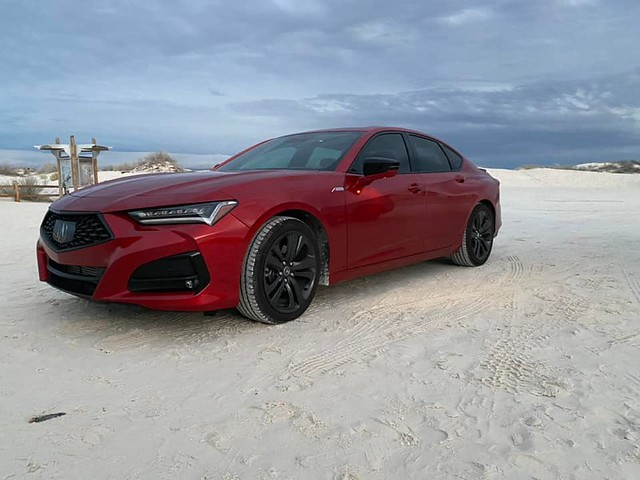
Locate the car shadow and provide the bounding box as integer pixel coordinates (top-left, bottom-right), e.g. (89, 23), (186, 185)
(49, 296), (264, 352)
(304, 258), (456, 315)
(47, 258), (460, 350)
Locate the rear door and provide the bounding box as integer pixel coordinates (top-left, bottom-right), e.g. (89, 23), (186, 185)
(406, 135), (476, 250)
(345, 133), (426, 269)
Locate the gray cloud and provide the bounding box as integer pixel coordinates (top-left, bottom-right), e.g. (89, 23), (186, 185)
(1, 0), (639, 166)
(226, 68), (640, 166)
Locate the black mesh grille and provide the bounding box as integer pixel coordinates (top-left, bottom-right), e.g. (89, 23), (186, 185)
(47, 259), (105, 298)
(41, 210), (113, 251)
(48, 259), (105, 279)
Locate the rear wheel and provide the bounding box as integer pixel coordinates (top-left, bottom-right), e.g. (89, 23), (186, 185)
(451, 204), (494, 267)
(238, 216), (320, 324)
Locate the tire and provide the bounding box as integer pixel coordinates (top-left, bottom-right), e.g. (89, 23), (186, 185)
(237, 216), (320, 324)
(451, 203), (495, 267)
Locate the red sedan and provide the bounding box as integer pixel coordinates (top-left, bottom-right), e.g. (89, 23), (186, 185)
(37, 127), (501, 323)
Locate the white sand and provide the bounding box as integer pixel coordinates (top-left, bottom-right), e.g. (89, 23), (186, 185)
(1, 169), (639, 479)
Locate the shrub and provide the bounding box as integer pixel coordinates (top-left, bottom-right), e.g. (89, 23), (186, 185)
(139, 151), (178, 166)
(22, 176), (46, 200)
(0, 164), (18, 176)
(131, 152), (182, 172)
(13, 176), (49, 202)
(102, 152), (182, 172)
(102, 162), (134, 171)
(37, 163), (58, 174)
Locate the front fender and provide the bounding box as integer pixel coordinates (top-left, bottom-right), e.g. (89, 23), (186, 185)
(228, 172), (348, 273)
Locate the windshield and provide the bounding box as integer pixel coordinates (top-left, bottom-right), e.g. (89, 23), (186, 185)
(217, 131), (363, 172)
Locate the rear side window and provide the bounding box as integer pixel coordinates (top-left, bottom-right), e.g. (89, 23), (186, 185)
(409, 135), (451, 173)
(442, 144), (463, 170)
(350, 133), (410, 174)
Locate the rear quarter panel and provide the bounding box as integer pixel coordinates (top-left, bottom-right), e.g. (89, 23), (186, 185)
(463, 162), (501, 235)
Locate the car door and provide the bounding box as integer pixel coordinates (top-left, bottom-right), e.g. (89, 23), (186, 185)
(406, 135), (476, 251)
(345, 133), (426, 269)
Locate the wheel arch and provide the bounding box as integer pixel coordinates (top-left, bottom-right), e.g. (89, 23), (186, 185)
(243, 205), (331, 287)
(453, 198), (497, 253)
(478, 199), (496, 221)
(459, 198), (496, 237)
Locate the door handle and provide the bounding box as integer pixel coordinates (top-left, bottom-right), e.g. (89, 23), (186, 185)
(408, 183), (422, 194)
(454, 175), (465, 183)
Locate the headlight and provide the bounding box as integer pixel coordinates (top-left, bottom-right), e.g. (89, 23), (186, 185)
(128, 201), (238, 226)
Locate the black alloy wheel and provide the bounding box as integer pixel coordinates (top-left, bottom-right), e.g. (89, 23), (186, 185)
(238, 216), (321, 324)
(450, 203), (495, 267)
(263, 231), (317, 314)
(470, 207), (493, 262)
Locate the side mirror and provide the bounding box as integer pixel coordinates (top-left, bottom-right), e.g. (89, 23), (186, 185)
(362, 157), (400, 177)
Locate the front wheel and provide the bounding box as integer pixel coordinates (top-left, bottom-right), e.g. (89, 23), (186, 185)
(237, 216), (320, 324)
(451, 203), (495, 267)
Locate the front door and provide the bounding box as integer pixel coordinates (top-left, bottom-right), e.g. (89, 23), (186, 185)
(346, 133), (425, 269)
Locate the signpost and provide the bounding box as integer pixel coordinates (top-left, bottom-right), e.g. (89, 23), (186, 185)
(35, 136), (110, 195)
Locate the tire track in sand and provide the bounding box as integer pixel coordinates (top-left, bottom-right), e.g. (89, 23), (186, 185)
(623, 373), (640, 399)
(505, 256), (525, 284)
(623, 269), (640, 305)
(477, 293), (568, 396)
(93, 312), (251, 352)
(290, 294), (491, 377)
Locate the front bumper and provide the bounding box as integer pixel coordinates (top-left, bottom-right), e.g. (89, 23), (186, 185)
(37, 211), (250, 311)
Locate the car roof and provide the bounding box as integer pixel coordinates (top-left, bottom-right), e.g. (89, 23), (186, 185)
(282, 125), (409, 135)
(281, 126), (450, 146)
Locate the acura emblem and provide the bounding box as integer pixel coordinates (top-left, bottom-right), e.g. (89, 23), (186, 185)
(52, 219), (76, 244)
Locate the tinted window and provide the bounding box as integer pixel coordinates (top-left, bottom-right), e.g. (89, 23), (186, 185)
(349, 133), (410, 174)
(442, 144), (463, 170)
(218, 131), (362, 171)
(409, 135), (451, 173)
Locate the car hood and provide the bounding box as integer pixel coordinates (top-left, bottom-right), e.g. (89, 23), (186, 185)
(52, 170), (312, 212)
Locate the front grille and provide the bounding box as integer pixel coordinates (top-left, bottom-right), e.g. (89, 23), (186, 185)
(41, 210), (113, 251)
(47, 259), (105, 298)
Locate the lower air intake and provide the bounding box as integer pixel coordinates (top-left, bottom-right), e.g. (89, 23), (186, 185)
(128, 251), (210, 293)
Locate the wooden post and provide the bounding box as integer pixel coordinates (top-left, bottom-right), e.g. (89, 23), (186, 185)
(54, 137), (63, 196)
(54, 151), (63, 197)
(92, 137), (99, 185)
(13, 181), (20, 202)
(70, 135), (79, 191)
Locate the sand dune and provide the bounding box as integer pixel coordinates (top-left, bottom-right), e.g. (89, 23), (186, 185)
(1, 169), (639, 479)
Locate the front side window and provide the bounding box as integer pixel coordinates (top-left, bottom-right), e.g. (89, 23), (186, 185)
(218, 131), (362, 172)
(349, 133), (410, 174)
(409, 135), (452, 173)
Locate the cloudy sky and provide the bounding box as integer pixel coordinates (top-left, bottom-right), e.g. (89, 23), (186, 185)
(1, 0), (639, 168)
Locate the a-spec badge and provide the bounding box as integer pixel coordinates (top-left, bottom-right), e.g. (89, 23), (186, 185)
(52, 219), (76, 244)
